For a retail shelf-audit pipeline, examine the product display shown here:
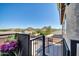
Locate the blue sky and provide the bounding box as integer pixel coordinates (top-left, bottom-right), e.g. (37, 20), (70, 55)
(0, 3), (61, 29)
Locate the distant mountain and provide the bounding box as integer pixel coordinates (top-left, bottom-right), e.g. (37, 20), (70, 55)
(0, 26), (61, 35)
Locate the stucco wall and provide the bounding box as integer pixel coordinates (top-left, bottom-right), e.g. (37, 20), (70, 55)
(63, 4), (79, 51)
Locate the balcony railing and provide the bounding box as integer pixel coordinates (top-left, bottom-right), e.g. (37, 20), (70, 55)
(0, 33), (70, 56)
(62, 38), (70, 56)
(30, 35), (45, 56)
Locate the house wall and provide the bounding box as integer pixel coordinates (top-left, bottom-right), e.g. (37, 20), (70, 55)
(63, 3), (79, 55)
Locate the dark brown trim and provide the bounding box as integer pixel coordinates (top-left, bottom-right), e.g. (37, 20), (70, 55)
(61, 3), (65, 24)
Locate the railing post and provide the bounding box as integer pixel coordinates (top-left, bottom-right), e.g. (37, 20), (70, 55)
(63, 38), (70, 56)
(71, 40), (77, 56)
(42, 35), (45, 56)
(63, 39), (65, 56)
(17, 34), (32, 56)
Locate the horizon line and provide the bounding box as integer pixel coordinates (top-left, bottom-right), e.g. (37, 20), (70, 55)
(0, 26), (62, 29)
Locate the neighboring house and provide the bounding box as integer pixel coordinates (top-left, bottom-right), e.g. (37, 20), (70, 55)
(60, 3), (79, 56)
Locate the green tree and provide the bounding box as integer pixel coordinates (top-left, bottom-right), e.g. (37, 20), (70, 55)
(45, 26), (52, 35)
(40, 26), (52, 35)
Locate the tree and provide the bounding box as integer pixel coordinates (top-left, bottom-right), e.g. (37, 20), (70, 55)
(36, 29), (41, 33)
(45, 26), (52, 35)
(40, 26), (52, 35)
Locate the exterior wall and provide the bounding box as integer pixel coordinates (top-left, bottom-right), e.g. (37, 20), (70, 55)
(63, 3), (79, 54)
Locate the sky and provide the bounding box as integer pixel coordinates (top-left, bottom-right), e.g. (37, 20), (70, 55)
(0, 3), (61, 29)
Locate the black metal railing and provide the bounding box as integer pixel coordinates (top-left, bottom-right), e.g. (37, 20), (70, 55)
(30, 35), (45, 56)
(63, 38), (70, 56)
(0, 33), (70, 56)
(30, 35), (69, 56)
(44, 37), (63, 56)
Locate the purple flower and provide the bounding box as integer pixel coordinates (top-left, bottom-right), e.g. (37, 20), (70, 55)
(7, 43), (14, 51)
(0, 46), (2, 51)
(0, 40), (18, 52)
(10, 41), (17, 48)
(1, 44), (9, 52)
